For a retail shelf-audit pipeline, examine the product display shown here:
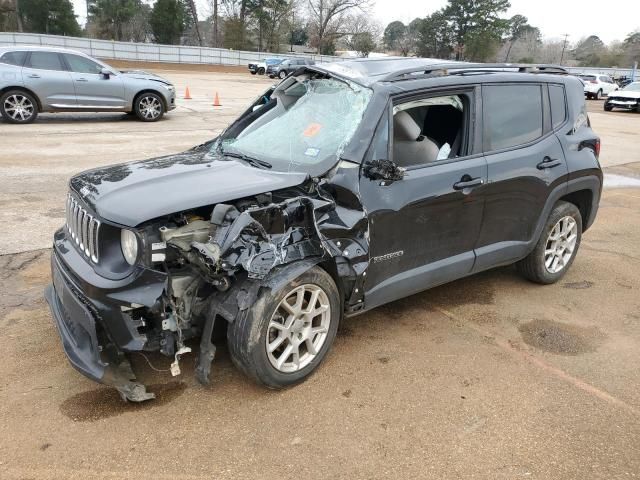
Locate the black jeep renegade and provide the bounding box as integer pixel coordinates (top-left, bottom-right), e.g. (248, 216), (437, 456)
(45, 58), (602, 401)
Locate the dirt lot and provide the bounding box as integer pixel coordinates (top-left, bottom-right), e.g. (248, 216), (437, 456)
(1, 70), (640, 479)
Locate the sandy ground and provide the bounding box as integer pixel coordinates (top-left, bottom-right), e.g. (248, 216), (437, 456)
(1, 71), (640, 479)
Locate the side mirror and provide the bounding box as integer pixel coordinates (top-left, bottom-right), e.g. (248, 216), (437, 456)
(100, 67), (111, 78)
(363, 159), (405, 183)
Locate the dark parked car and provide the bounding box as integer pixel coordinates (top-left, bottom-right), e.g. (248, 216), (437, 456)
(269, 58), (315, 79)
(45, 59), (602, 401)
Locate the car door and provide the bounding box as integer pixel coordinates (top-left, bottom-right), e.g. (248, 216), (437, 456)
(22, 51), (76, 109)
(473, 83), (568, 272)
(360, 87), (487, 310)
(61, 53), (126, 109)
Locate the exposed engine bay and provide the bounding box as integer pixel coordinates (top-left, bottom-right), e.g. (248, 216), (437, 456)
(127, 179), (366, 395)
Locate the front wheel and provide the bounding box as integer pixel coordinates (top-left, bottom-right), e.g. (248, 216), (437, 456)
(134, 93), (164, 122)
(227, 266), (340, 388)
(257, 67), (265, 75)
(0, 90), (38, 124)
(278, 70), (287, 79)
(516, 201), (582, 284)
(604, 104), (613, 111)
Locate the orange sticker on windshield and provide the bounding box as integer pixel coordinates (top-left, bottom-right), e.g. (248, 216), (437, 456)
(303, 123), (322, 137)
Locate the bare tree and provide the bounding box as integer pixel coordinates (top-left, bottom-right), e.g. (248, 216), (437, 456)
(306, 0), (371, 54)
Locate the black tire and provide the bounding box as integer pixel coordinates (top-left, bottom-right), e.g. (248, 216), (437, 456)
(133, 92), (165, 122)
(227, 266), (340, 389)
(250, 71), (257, 75)
(604, 104), (613, 111)
(0, 89), (38, 124)
(278, 70), (287, 79)
(257, 67), (265, 75)
(595, 89), (602, 100)
(516, 201), (582, 285)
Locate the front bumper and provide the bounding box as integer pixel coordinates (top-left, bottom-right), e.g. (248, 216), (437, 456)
(606, 99), (639, 109)
(44, 230), (168, 401)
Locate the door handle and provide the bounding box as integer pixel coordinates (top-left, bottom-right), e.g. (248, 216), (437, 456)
(76, 78), (89, 82)
(27, 74), (40, 78)
(537, 156), (562, 170)
(453, 176), (484, 190)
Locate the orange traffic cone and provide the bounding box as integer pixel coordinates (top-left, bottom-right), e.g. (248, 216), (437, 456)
(213, 91), (221, 107)
(184, 87), (192, 99)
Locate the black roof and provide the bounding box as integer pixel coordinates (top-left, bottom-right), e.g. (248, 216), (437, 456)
(313, 57), (568, 87)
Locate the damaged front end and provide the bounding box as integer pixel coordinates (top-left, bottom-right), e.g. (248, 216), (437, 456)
(45, 69), (375, 401)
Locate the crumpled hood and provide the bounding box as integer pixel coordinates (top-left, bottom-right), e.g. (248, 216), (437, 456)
(119, 70), (172, 85)
(69, 149), (308, 227)
(609, 90), (640, 99)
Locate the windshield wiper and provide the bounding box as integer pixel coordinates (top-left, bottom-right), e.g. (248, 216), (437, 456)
(222, 151), (272, 169)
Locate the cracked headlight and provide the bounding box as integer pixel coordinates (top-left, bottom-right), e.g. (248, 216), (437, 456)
(121, 229), (139, 265)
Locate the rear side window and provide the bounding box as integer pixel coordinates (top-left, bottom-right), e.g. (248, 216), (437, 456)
(63, 54), (103, 74)
(483, 84), (543, 151)
(549, 85), (567, 129)
(26, 52), (65, 71)
(0, 51), (27, 66)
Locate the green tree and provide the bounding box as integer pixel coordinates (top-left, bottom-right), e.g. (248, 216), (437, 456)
(415, 11), (453, 59)
(351, 31), (375, 57)
(443, 0), (510, 61)
(504, 14), (530, 61)
(89, 0), (140, 40)
(573, 35), (606, 66)
(150, 0), (188, 44)
(18, 0), (80, 35)
(383, 20), (406, 51)
(623, 31), (640, 63)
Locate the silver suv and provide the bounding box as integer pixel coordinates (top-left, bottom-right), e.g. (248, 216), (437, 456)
(0, 46), (176, 123)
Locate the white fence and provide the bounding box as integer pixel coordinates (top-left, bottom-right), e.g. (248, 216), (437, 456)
(0, 32), (343, 66)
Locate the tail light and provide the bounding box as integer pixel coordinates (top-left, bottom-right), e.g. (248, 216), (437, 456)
(590, 79), (598, 84)
(595, 139), (601, 158)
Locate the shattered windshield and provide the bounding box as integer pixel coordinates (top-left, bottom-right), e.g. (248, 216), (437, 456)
(218, 78), (372, 175)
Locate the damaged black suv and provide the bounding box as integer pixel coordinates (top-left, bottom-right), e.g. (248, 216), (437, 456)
(45, 58), (602, 401)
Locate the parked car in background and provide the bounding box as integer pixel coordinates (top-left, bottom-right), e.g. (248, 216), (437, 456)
(604, 82), (640, 112)
(270, 58), (315, 79)
(45, 59), (602, 402)
(0, 46), (176, 124)
(578, 74), (618, 99)
(248, 58), (283, 75)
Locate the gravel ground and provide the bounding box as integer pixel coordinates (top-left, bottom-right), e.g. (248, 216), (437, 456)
(0, 71), (639, 479)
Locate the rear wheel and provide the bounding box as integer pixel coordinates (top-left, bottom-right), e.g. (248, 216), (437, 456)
(134, 92), (164, 122)
(257, 67), (265, 75)
(278, 70), (287, 79)
(0, 90), (38, 124)
(227, 266), (340, 388)
(595, 89), (603, 100)
(250, 71), (257, 75)
(516, 201), (582, 284)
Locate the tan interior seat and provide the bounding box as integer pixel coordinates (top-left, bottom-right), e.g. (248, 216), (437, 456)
(393, 111), (439, 167)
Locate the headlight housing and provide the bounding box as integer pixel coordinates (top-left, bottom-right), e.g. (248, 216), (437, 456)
(120, 229), (139, 265)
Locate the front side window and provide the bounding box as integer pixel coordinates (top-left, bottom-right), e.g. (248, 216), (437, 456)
(217, 78), (372, 176)
(483, 84), (543, 151)
(0, 51), (27, 66)
(63, 54), (103, 74)
(391, 94), (468, 168)
(26, 52), (65, 71)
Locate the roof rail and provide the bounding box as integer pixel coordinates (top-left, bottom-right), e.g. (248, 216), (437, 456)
(383, 63), (568, 82)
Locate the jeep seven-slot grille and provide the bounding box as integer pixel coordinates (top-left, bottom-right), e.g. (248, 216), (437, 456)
(66, 194), (101, 263)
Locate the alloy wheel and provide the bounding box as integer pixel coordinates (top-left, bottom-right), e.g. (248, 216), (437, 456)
(544, 216), (578, 274)
(138, 95), (162, 120)
(266, 284), (331, 373)
(3, 94), (34, 122)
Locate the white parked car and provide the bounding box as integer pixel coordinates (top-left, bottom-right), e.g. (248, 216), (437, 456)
(578, 74), (618, 100)
(604, 82), (640, 112)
